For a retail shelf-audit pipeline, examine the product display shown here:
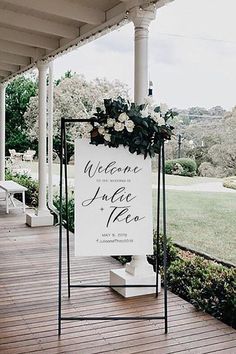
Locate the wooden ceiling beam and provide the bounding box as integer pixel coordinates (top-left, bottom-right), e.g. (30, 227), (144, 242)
(0, 51), (30, 66)
(0, 8), (79, 38)
(0, 26), (59, 50)
(0, 62), (19, 72)
(5, 0), (105, 25)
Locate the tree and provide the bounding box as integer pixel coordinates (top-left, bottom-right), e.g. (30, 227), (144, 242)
(24, 74), (129, 161)
(6, 75), (38, 154)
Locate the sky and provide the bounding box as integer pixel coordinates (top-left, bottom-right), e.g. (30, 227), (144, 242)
(53, 0), (236, 110)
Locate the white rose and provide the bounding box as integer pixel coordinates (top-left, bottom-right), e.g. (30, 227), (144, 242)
(156, 115), (166, 126)
(114, 122), (124, 132)
(140, 107), (149, 118)
(98, 126), (106, 135)
(125, 119), (135, 133)
(104, 133), (111, 142)
(107, 118), (116, 127)
(118, 112), (129, 122)
(160, 103), (169, 115)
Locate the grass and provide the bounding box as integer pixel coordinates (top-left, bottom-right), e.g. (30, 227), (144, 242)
(153, 190), (236, 265)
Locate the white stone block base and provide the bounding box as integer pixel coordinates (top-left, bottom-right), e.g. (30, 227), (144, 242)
(110, 268), (161, 298)
(26, 211), (54, 227)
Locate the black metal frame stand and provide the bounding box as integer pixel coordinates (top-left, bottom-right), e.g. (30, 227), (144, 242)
(58, 118), (168, 336)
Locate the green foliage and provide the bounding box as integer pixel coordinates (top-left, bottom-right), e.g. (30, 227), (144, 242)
(223, 176), (236, 190)
(165, 158), (197, 177)
(53, 193), (74, 232)
(5, 170), (39, 208)
(91, 97), (175, 159)
(148, 231), (178, 269)
(168, 256), (236, 328)
(6, 76), (38, 154)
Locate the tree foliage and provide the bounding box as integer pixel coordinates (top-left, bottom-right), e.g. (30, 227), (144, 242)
(24, 74), (130, 160)
(164, 105), (236, 177)
(6, 76), (38, 154)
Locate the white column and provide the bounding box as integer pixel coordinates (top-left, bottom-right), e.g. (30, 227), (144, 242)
(127, 7), (157, 276)
(26, 61), (53, 227)
(110, 7), (160, 297)
(37, 61), (49, 216)
(132, 7), (156, 104)
(48, 62), (54, 209)
(0, 83), (6, 181)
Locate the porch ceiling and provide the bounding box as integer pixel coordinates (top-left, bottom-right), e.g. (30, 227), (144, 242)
(0, 0), (172, 83)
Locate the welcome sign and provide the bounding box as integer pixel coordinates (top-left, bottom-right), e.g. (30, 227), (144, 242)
(74, 139), (153, 256)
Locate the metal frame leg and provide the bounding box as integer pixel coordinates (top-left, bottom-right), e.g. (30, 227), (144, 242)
(22, 191), (26, 213)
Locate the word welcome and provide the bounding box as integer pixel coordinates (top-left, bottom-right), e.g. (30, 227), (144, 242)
(84, 160), (142, 178)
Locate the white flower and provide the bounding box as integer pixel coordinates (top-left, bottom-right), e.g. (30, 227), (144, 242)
(125, 119), (135, 133)
(155, 116), (166, 125)
(160, 103), (169, 115)
(114, 122), (124, 132)
(140, 107), (149, 118)
(107, 118), (116, 127)
(98, 126), (106, 135)
(118, 112), (129, 122)
(154, 113), (165, 126)
(104, 133), (111, 142)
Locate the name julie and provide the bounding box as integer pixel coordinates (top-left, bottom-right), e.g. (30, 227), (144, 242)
(82, 187), (144, 227)
(84, 160), (142, 178)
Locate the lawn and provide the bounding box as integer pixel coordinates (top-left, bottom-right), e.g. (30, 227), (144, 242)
(153, 190), (236, 265)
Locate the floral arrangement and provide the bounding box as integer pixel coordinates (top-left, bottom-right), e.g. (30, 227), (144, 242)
(80, 97), (176, 158)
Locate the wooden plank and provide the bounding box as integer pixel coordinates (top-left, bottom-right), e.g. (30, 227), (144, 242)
(0, 208), (235, 354)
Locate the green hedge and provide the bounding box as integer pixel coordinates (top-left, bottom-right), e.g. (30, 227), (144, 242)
(165, 158), (197, 177)
(5, 170), (39, 208)
(168, 256), (236, 328)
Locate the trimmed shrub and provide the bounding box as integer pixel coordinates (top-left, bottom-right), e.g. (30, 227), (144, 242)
(223, 176), (236, 190)
(165, 158), (197, 177)
(168, 256), (236, 328)
(5, 170), (39, 208)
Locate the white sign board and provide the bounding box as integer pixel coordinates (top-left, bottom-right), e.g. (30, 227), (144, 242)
(74, 139), (153, 256)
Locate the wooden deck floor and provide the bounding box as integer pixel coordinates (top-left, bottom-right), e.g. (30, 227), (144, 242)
(0, 205), (236, 354)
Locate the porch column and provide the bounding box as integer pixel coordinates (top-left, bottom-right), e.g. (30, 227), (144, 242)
(26, 61), (53, 227)
(48, 62), (55, 210)
(0, 83), (6, 181)
(110, 6), (159, 297)
(133, 7), (156, 104)
(127, 6), (157, 284)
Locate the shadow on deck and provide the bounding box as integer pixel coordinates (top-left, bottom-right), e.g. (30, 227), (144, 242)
(0, 204), (235, 354)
